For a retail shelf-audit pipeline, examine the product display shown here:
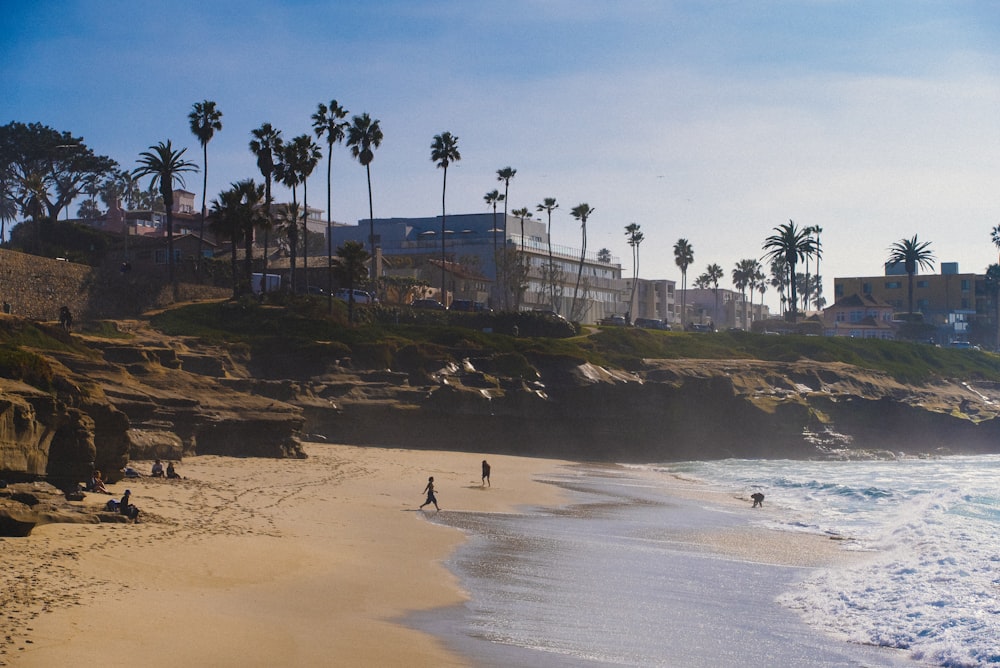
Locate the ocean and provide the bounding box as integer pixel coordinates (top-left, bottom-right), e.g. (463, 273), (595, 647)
(412, 455), (1000, 667)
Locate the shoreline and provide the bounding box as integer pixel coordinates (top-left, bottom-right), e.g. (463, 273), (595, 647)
(2, 447), (877, 667)
(3, 444), (572, 667)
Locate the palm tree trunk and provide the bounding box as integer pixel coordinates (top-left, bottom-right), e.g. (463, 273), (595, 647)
(197, 143), (207, 277)
(366, 165), (374, 282)
(546, 212), (555, 312)
(303, 178), (309, 292)
(326, 151), (333, 312)
(572, 225), (586, 320)
(908, 272), (915, 316)
(441, 166), (447, 305)
(263, 178), (271, 293)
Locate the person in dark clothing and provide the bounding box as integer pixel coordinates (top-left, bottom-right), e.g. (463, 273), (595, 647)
(120, 489), (140, 521)
(482, 460), (491, 487)
(751, 492), (765, 508)
(420, 476), (439, 511)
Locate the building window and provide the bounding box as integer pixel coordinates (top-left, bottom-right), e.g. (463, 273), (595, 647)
(916, 299), (929, 311)
(155, 249), (182, 264)
(961, 279), (970, 291)
(916, 280), (928, 288)
(862, 282), (871, 294)
(885, 281), (901, 289)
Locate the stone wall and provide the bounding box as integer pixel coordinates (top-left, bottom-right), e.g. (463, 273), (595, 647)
(0, 249), (93, 323)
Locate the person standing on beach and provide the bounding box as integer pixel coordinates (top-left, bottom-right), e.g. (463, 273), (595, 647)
(420, 476), (440, 511)
(482, 459), (491, 487)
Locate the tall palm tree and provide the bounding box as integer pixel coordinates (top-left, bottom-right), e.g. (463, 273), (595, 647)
(769, 257), (789, 316)
(673, 239), (694, 328)
(985, 263), (1000, 351)
(0, 171), (16, 244)
(569, 203), (594, 320)
(132, 140), (198, 295)
(274, 140), (303, 291)
(762, 220), (817, 321)
(732, 258), (758, 329)
(484, 189), (505, 308)
(811, 225), (824, 309)
(249, 123), (283, 289)
(294, 134), (322, 292)
(705, 262), (724, 324)
(208, 185), (244, 298)
(188, 100), (223, 272)
(887, 235), (936, 317)
(346, 112), (383, 279)
(511, 207), (531, 309)
(333, 240), (371, 324)
(431, 131), (461, 305)
(234, 178), (265, 295)
(625, 223), (644, 320)
(313, 100), (349, 308)
(536, 197), (559, 312)
(496, 167), (516, 307)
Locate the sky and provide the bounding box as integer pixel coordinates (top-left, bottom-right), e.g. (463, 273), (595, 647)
(4, 0), (1000, 309)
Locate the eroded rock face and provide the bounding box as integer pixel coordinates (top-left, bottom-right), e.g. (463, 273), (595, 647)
(0, 482), (115, 537)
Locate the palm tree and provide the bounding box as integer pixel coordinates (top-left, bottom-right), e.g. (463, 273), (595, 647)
(431, 131), (461, 305)
(496, 167), (516, 307)
(188, 100), (223, 272)
(811, 225), (824, 309)
(762, 220), (817, 321)
(346, 112), (383, 279)
(208, 185), (244, 298)
(673, 239), (694, 328)
(705, 262), (724, 324)
(0, 171), (17, 244)
(511, 207), (531, 309)
(234, 178), (265, 294)
(985, 263), (1000, 351)
(569, 203), (594, 320)
(249, 123), (283, 290)
(313, 100), (349, 308)
(132, 140), (198, 295)
(625, 223), (644, 321)
(484, 189), (505, 308)
(887, 235), (936, 318)
(274, 140), (303, 290)
(333, 240), (371, 323)
(294, 135), (322, 292)
(769, 257), (789, 316)
(732, 258), (758, 329)
(536, 197), (559, 312)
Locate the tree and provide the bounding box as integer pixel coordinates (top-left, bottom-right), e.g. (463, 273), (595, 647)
(985, 263), (1000, 351)
(705, 262), (724, 323)
(208, 185), (244, 298)
(188, 100), (223, 272)
(811, 225), (824, 310)
(511, 207), (531, 309)
(484, 189), (505, 307)
(0, 172), (15, 244)
(762, 220), (817, 321)
(569, 203), (594, 320)
(496, 167), (516, 307)
(233, 178), (265, 294)
(132, 140), (198, 294)
(274, 140), (303, 290)
(294, 135), (322, 292)
(992, 224), (1000, 260)
(536, 197), (559, 312)
(673, 238), (694, 328)
(313, 99), (349, 309)
(625, 223), (644, 320)
(431, 131), (461, 305)
(887, 234), (935, 317)
(0, 121), (117, 224)
(77, 198), (101, 220)
(249, 123), (283, 290)
(346, 112), (383, 279)
(334, 240), (371, 323)
(731, 258), (758, 329)
(769, 257), (789, 316)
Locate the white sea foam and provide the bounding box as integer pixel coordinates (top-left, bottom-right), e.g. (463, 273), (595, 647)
(668, 456), (1000, 666)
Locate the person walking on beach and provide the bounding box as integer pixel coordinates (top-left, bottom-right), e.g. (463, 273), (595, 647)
(420, 476), (440, 511)
(482, 459), (491, 487)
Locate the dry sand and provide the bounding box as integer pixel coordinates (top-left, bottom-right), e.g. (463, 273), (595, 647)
(1, 446), (853, 667)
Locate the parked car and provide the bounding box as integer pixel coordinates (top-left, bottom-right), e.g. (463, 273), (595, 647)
(634, 317), (669, 330)
(335, 288), (374, 304)
(450, 299), (490, 312)
(599, 314), (628, 326)
(532, 309), (569, 322)
(410, 298), (447, 310)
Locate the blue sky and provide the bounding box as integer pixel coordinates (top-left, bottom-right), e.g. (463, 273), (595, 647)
(4, 1), (1000, 307)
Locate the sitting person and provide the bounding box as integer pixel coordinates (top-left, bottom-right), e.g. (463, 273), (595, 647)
(119, 489), (140, 521)
(166, 461), (181, 479)
(88, 470), (111, 494)
(151, 459), (164, 477)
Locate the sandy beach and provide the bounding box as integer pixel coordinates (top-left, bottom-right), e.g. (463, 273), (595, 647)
(0, 445), (860, 667)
